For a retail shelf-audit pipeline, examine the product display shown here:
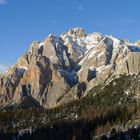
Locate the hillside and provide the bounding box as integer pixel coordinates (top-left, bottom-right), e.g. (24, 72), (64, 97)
(0, 74), (140, 139)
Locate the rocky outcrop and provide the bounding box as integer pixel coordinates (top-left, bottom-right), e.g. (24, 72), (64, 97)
(0, 28), (140, 109)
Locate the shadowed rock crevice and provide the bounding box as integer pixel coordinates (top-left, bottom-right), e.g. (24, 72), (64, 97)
(87, 69), (97, 82)
(125, 61), (129, 74)
(77, 82), (87, 98)
(128, 46), (140, 52)
(104, 37), (113, 65)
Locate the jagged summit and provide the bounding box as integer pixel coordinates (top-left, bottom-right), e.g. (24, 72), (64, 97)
(0, 28), (140, 109)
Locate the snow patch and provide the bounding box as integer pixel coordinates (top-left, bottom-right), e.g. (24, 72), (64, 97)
(19, 66), (28, 71)
(17, 66), (28, 73)
(39, 42), (44, 47)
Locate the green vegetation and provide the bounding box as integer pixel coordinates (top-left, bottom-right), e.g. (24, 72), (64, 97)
(0, 74), (140, 139)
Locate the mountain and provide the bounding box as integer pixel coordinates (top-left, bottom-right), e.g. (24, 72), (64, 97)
(1, 28), (140, 139)
(0, 28), (140, 109)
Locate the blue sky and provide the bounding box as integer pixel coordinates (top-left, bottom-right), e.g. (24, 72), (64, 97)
(0, 0), (140, 70)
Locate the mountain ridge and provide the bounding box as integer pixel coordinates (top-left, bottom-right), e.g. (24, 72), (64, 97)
(0, 27), (140, 109)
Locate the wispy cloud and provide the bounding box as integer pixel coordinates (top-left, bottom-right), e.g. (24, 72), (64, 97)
(52, 19), (56, 24)
(0, 64), (9, 73)
(0, 0), (7, 5)
(77, 4), (84, 11)
(120, 17), (132, 23)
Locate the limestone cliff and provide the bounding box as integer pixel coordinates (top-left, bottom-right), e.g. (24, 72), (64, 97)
(0, 28), (140, 109)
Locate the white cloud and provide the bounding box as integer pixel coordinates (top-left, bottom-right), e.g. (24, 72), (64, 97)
(0, 0), (7, 4)
(0, 64), (9, 73)
(77, 4), (84, 11)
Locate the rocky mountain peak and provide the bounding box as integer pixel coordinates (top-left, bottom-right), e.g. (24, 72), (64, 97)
(135, 40), (140, 46)
(0, 28), (140, 109)
(67, 28), (86, 37)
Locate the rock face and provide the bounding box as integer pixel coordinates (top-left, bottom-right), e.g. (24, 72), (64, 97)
(0, 28), (140, 109)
